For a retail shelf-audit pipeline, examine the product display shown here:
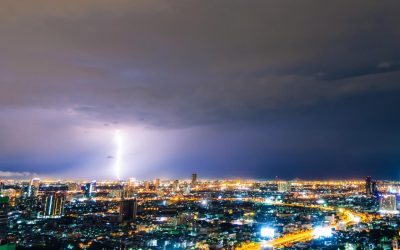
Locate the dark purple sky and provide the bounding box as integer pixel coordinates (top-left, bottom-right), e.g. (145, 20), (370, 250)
(1, 1), (400, 180)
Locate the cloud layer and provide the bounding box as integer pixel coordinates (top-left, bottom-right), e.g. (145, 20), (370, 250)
(0, 1), (400, 179)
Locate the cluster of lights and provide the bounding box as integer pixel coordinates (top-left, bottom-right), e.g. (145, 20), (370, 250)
(260, 227), (275, 238)
(313, 226), (333, 238)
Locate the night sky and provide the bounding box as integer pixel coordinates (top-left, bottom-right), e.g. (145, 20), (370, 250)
(1, 1), (400, 180)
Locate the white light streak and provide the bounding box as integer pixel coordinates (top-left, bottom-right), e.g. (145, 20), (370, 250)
(114, 130), (123, 180)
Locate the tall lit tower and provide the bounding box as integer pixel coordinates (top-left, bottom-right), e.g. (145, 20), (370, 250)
(39, 193), (65, 218)
(365, 176), (378, 197)
(191, 173), (197, 186)
(0, 197), (9, 244)
(379, 194), (399, 214)
(28, 178), (40, 197)
(154, 179), (160, 188)
(173, 180), (179, 192)
(365, 176), (372, 196)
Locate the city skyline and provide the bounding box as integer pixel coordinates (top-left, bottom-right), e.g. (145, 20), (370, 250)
(1, 2), (400, 249)
(1, 1), (400, 180)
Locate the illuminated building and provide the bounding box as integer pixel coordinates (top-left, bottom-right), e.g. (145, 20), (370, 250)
(124, 179), (135, 198)
(173, 180), (179, 192)
(379, 194), (399, 214)
(119, 199), (138, 222)
(68, 182), (80, 192)
(83, 183), (91, 198)
(28, 178), (40, 197)
(39, 193), (65, 218)
(144, 181), (151, 191)
(81, 181), (97, 198)
(128, 178), (135, 187)
(365, 176), (377, 196)
(90, 180), (97, 194)
(0, 197), (9, 244)
(191, 173), (197, 186)
(183, 185), (191, 195)
(39, 184), (68, 192)
(154, 179), (160, 188)
(277, 181), (291, 193)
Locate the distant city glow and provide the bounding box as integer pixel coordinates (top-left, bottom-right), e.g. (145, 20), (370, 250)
(260, 227), (275, 238)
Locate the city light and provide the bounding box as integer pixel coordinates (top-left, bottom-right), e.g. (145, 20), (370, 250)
(1, 1), (398, 249)
(264, 197), (274, 204)
(260, 227), (275, 238)
(313, 226), (333, 238)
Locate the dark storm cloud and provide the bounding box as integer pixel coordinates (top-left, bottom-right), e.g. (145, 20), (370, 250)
(0, 0), (400, 178)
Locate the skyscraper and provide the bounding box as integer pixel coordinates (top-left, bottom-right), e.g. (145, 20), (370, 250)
(28, 178), (40, 197)
(40, 193), (65, 218)
(124, 178), (136, 199)
(0, 197), (9, 244)
(365, 176), (372, 196)
(154, 179), (160, 189)
(83, 183), (91, 198)
(128, 178), (135, 187)
(379, 194), (399, 214)
(191, 173), (197, 186)
(119, 199), (138, 222)
(173, 180), (179, 192)
(365, 176), (377, 196)
(90, 180), (97, 194)
(144, 181), (150, 191)
(278, 181), (291, 193)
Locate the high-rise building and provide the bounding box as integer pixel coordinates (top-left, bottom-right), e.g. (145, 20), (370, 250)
(278, 181), (291, 193)
(154, 179), (160, 188)
(90, 180), (97, 194)
(183, 185), (191, 195)
(365, 176), (372, 196)
(119, 199), (138, 222)
(191, 173), (197, 186)
(67, 182), (80, 192)
(379, 194), (399, 214)
(173, 180), (179, 192)
(124, 179), (136, 198)
(28, 178), (40, 197)
(40, 193), (65, 218)
(83, 183), (91, 198)
(128, 178), (135, 187)
(0, 197), (9, 244)
(365, 176), (378, 196)
(144, 181), (150, 191)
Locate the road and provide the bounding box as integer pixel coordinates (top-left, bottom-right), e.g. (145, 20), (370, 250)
(236, 203), (369, 249)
